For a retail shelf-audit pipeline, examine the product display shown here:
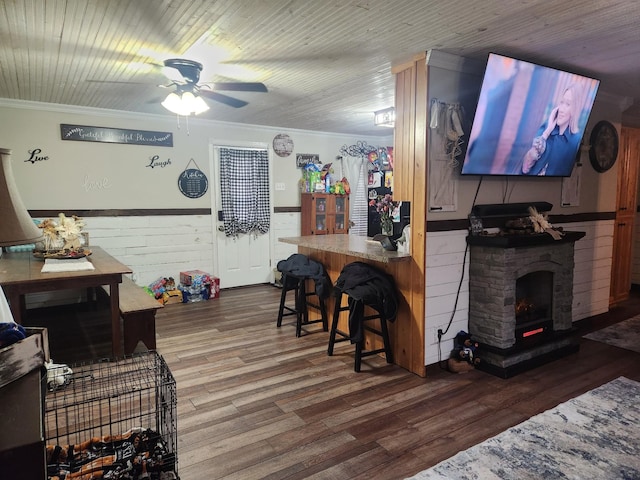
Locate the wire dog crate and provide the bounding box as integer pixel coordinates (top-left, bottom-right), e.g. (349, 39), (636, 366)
(44, 351), (178, 479)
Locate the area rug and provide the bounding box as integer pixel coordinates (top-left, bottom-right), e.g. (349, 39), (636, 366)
(406, 377), (640, 480)
(583, 315), (640, 354)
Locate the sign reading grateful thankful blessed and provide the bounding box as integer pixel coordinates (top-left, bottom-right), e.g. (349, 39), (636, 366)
(60, 124), (173, 147)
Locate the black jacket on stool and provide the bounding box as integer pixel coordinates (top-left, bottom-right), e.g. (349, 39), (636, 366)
(277, 254), (332, 299)
(334, 262), (398, 343)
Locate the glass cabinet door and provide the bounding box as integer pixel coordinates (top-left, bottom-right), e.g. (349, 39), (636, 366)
(314, 197), (328, 233)
(315, 197), (327, 213)
(334, 196), (347, 233)
(315, 213), (327, 232)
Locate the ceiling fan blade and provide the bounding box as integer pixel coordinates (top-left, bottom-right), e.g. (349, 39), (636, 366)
(199, 90), (248, 108)
(212, 82), (268, 93)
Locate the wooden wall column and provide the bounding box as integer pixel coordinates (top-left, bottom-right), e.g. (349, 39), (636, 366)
(391, 53), (429, 376)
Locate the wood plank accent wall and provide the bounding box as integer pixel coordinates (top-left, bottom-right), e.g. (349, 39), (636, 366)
(390, 53), (429, 376)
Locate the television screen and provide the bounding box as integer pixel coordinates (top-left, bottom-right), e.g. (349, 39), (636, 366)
(461, 53), (600, 177)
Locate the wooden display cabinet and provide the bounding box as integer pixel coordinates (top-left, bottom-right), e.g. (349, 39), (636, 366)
(301, 193), (349, 235)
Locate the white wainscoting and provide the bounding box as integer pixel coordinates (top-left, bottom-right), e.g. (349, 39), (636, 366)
(272, 212), (301, 265)
(424, 229), (470, 367)
(25, 214), (214, 308)
(424, 220), (614, 367)
(85, 215), (215, 287)
(560, 220), (614, 319)
(87, 213), (302, 287)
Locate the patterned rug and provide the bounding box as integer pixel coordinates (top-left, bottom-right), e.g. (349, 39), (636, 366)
(406, 377), (640, 480)
(583, 315), (640, 353)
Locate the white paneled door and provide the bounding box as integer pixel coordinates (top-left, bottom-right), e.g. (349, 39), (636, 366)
(211, 144), (272, 288)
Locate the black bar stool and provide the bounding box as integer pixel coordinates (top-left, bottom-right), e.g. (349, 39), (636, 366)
(276, 254), (331, 337)
(327, 262), (398, 372)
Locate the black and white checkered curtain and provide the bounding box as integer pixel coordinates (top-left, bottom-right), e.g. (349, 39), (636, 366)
(219, 147), (270, 237)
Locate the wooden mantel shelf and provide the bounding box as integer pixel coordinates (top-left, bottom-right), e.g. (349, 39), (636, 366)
(466, 231), (586, 248)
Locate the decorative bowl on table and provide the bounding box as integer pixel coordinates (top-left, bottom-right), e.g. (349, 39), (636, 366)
(33, 247), (92, 260)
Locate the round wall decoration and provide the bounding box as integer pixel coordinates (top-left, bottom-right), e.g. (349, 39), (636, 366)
(178, 160), (208, 199)
(273, 133), (294, 157)
(589, 120), (619, 173)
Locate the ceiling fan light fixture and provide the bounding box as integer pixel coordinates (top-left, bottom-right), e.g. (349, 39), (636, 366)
(161, 91), (209, 116)
(158, 57), (265, 112)
(161, 92), (185, 115)
(192, 95), (210, 115)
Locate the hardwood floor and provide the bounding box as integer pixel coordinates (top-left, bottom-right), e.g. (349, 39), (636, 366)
(147, 285), (640, 480)
(31, 285), (640, 479)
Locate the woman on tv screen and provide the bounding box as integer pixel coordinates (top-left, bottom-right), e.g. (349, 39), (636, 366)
(461, 53), (599, 177)
(522, 84), (583, 176)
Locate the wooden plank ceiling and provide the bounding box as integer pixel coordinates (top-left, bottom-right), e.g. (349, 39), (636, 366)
(0, 0), (638, 136)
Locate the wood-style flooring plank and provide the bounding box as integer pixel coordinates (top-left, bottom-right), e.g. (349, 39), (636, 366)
(45, 284), (640, 480)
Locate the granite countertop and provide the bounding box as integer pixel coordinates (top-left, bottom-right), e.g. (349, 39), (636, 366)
(279, 234), (411, 264)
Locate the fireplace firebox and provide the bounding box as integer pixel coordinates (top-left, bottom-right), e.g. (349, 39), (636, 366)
(515, 271), (553, 347)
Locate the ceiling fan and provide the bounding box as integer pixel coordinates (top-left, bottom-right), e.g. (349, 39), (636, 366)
(159, 58), (267, 114)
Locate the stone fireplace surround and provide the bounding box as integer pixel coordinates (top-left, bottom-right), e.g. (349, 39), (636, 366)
(465, 203), (585, 377)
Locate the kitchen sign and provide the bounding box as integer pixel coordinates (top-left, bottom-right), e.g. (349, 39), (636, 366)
(178, 159), (208, 199)
(60, 124), (173, 147)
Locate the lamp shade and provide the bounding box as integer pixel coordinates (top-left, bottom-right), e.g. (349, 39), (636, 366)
(0, 148), (43, 246)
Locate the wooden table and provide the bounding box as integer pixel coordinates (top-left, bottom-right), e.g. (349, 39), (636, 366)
(0, 246), (132, 358)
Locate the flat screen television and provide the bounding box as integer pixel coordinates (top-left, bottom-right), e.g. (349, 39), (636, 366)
(460, 53), (600, 177)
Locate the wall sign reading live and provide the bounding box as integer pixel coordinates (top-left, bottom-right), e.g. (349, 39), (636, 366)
(60, 124), (173, 147)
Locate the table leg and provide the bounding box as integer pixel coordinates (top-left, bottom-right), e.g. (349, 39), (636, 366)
(109, 282), (122, 358)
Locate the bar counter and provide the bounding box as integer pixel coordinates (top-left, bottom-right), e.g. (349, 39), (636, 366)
(279, 234), (411, 264)
(278, 234), (418, 374)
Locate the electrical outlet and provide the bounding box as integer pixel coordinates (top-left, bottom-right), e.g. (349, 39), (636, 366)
(275, 182), (285, 191)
